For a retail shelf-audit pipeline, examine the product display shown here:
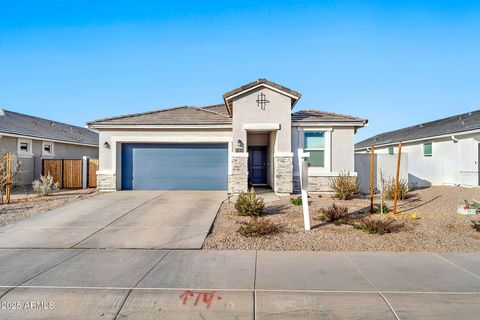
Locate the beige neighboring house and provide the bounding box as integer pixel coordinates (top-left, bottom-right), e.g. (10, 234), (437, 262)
(88, 79), (367, 194)
(0, 108), (99, 185)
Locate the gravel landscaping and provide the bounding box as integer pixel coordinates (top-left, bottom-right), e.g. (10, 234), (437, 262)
(0, 188), (97, 226)
(203, 186), (480, 252)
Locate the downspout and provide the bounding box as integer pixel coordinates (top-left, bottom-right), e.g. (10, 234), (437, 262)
(451, 135), (460, 185)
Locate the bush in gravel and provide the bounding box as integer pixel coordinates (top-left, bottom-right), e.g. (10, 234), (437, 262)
(382, 176), (410, 200)
(290, 196), (302, 206)
(234, 188), (265, 216)
(471, 220), (480, 232)
(32, 174), (60, 196)
(375, 202), (390, 214)
(237, 217), (281, 237)
(329, 171), (360, 200)
(355, 216), (404, 235)
(320, 203), (351, 225)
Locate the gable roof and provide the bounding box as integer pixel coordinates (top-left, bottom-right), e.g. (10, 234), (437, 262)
(292, 109), (367, 124)
(223, 79), (302, 115)
(0, 108), (98, 146)
(355, 109), (480, 149)
(88, 106), (232, 126)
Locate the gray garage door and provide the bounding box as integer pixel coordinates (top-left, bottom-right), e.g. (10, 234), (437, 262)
(121, 143), (228, 190)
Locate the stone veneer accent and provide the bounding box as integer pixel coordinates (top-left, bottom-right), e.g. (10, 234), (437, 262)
(306, 176), (332, 192)
(97, 174), (116, 191)
(273, 156), (293, 194)
(293, 175), (333, 193)
(228, 155), (248, 193)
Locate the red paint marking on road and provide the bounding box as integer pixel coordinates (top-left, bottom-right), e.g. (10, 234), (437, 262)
(179, 290), (222, 309)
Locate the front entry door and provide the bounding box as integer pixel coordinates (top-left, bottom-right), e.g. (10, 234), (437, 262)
(248, 146), (268, 185)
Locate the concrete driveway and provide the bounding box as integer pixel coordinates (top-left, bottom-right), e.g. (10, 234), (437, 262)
(0, 190), (226, 249)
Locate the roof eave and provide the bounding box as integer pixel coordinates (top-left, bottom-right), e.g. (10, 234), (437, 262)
(89, 124), (233, 129)
(292, 120), (367, 128)
(355, 127), (480, 151)
(0, 131), (98, 147)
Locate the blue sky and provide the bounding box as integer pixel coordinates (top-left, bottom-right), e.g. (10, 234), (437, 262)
(1, 1), (479, 142)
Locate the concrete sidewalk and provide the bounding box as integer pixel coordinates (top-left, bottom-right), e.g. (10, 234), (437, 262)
(0, 250), (479, 319)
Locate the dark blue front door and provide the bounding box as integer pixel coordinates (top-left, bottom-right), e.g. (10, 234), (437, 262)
(121, 143), (228, 190)
(248, 146), (267, 185)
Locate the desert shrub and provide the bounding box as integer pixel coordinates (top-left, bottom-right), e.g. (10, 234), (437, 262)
(356, 216), (404, 235)
(471, 220), (480, 232)
(32, 174), (60, 196)
(375, 202), (390, 214)
(330, 171), (360, 200)
(382, 176), (410, 200)
(320, 203), (351, 225)
(290, 196), (302, 206)
(237, 218), (281, 237)
(234, 188), (265, 216)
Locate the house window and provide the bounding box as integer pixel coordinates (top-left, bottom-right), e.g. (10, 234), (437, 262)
(304, 132), (325, 167)
(42, 141), (54, 156)
(423, 143), (432, 157)
(17, 138), (33, 156)
(388, 147), (394, 155)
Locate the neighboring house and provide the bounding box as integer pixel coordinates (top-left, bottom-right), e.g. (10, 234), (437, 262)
(355, 110), (480, 188)
(88, 79), (367, 194)
(0, 108), (99, 185)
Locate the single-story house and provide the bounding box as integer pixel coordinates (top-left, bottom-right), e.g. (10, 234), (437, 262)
(88, 79), (367, 194)
(0, 108), (99, 185)
(355, 109), (480, 188)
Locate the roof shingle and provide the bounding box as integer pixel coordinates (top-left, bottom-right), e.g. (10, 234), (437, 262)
(88, 106), (232, 126)
(292, 109), (367, 123)
(89, 104), (366, 127)
(355, 109), (480, 149)
(0, 109), (98, 146)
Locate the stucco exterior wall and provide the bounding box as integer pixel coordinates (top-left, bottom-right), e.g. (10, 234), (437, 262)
(291, 125), (357, 192)
(355, 153), (409, 194)
(232, 87), (292, 153)
(0, 135), (98, 185)
(247, 133), (269, 147)
(363, 134), (479, 187)
(331, 127), (355, 172)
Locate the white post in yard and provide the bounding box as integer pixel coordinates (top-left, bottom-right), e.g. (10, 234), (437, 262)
(297, 148), (310, 231)
(82, 156), (89, 189)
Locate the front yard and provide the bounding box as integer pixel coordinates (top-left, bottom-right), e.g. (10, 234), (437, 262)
(204, 186), (480, 252)
(0, 188), (97, 226)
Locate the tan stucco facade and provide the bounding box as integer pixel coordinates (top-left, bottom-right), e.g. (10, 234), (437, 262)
(92, 80), (365, 194)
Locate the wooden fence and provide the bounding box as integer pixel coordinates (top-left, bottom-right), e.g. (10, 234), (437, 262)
(42, 159), (98, 189)
(87, 159), (98, 188)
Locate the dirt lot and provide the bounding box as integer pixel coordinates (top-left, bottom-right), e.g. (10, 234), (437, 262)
(204, 186), (480, 252)
(0, 189), (97, 227)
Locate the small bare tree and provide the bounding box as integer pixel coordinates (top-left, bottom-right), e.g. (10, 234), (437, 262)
(0, 152), (21, 204)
